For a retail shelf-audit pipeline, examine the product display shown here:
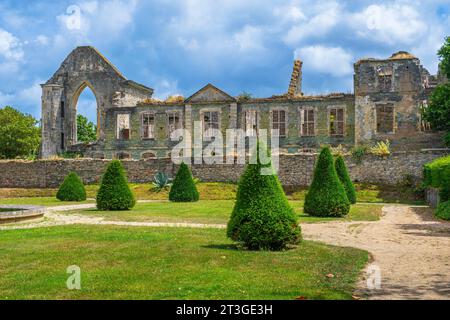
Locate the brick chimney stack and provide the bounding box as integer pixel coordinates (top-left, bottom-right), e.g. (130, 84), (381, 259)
(287, 59), (303, 97)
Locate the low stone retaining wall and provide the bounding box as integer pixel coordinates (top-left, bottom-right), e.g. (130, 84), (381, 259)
(0, 150), (448, 188)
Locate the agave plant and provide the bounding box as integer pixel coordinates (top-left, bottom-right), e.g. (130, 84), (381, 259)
(151, 172), (173, 192)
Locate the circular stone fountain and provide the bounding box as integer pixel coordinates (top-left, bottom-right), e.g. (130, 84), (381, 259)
(0, 205), (46, 224)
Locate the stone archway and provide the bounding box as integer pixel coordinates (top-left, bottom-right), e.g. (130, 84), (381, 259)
(71, 81), (100, 143)
(40, 46), (153, 158)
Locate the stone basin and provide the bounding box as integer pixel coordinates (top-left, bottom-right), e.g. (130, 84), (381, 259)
(0, 205), (46, 224)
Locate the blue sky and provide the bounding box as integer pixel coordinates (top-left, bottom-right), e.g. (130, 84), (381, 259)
(0, 0), (449, 123)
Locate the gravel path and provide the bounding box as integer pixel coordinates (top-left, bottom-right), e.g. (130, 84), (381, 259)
(1, 202), (450, 299)
(302, 205), (450, 300)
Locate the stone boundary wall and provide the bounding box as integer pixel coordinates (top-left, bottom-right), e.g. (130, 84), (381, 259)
(0, 150), (448, 188)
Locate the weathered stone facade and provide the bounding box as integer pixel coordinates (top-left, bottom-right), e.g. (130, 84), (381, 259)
(2, 150), (448, 188)
(41, 47), (444, 160)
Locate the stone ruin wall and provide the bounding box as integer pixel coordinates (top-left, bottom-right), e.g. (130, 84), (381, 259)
(0, 150), (447, 189)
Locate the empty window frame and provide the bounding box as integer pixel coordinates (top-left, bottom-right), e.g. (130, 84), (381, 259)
(117, 113), (130, 140)
(329, 107), (345, 136)
(376, 104), (395, 134)
(299, 107), (315, 136)
(271, 109), (287, 138)
(245, 110), (258, 136)
(202, 111), (220, 137)
(60, 101), (65, 118)
(377, 66), (393, 92)
(141, 113), (155, 139)
(167, 112), (181, 136)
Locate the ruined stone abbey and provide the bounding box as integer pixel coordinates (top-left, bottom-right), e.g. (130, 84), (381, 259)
(40, 46), (445, 160)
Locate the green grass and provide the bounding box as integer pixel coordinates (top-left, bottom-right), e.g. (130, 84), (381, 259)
(0, 225), (368, 300)
(0, 181), (423, 204)
(0, 197), (94, 207)
(66, 200), (382, 225)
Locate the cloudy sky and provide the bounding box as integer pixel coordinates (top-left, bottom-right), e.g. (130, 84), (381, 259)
(0, 0), (449, 122)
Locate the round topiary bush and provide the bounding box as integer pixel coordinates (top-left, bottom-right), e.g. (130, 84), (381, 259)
(169, 162), (199, 202)
(335, 155), (357, 204)
(435, 200), (450, 220)
(96, 160), (136, 210)
(304, 147), (350, 217)
(56, 172), (86, 201)
(227, 145), (301, 250)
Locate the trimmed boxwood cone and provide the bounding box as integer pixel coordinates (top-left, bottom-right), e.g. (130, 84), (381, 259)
(96, 160), (136, 210)
(304, 147), (350, 217)
(227, 143), (301, 250)
(335, 155), (357, 204)
(169, 162), (199, 202)
(56, 172), (86, 201)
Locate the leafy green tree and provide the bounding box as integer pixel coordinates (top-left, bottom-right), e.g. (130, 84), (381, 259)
(77, 114), (97, 143)
(169, 162), (199, 202)
(227, 143), (301, 250)
(96, 160), (136, 210)
(56, 172), (86, 201)
(438, 36), (450, 79)
(0, 106), (40, 159)
(424, 37), (450, 146)
(304, 147), (350, 217)
(335, 155), (357, 204)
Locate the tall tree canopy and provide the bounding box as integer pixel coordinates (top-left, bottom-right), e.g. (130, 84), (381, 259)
(423, 36), (450, 146)
(0, 106), (40, 159)
(438, 36), (450, 79)
(77, 114), (97, 143)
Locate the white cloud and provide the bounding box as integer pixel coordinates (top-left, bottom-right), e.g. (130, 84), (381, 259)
(35, 35), (49, 46)
(283, 1), (340, 45)
(0, 28), (24, 61)
(54, 0), (138, 47)
(295, 45), (353, 77)
(153, 78), (181, 100)
(233, 25), (265, 52)
(351, 3), (427, 45)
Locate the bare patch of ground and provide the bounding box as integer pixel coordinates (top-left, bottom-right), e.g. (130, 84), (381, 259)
(302, 205), (450, 300)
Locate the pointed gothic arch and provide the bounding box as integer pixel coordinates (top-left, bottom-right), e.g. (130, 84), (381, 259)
(40, 46), (153, 158)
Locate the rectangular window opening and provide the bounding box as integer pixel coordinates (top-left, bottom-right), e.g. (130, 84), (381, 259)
(329, 107), (344, 136)
(272, 109), (287, 138)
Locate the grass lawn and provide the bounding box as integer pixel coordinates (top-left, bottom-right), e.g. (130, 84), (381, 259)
(0, 197), (94, 207)
(0, 225), (368, 300)
(0, 181), (423, 204)
(66, 200), (382, 225)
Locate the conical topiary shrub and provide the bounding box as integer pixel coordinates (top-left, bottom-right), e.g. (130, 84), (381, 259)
(227, 144), (301, 250)
(169, 162), (199, 202)
(56, 172), (86, 201)
(335, 155), (357, 204)
(304, 147), (350, 217)
(96, 160), (136, 210)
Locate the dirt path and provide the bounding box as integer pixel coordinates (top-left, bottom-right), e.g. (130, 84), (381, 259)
(1, 203), (450, 299)
(302, 205), (450, 300)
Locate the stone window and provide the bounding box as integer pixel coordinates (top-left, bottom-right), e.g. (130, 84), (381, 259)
(245, 110), (258, 136)
(167, 111), (181, 136)
(377, 66), (393, 92)
(271, 109), (287, 138)
(376, 104), (395, 134)
(203, 111), (220, 138)
(141, 152), (156, 160)
(329, 107), (345, 136)
(299, 107), (315, 136)
(116, 152), (131, 160)
(141, 112), (155, 139)
(60, 101), (65, 118)
(117, 113), (130, 140)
